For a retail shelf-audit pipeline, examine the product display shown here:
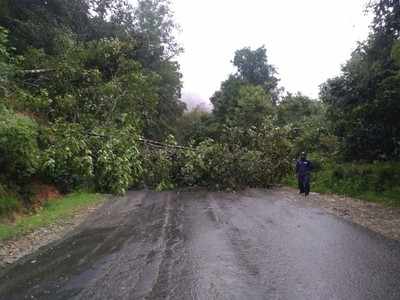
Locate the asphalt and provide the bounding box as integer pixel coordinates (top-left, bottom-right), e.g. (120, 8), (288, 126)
(1, 189), (400, 300)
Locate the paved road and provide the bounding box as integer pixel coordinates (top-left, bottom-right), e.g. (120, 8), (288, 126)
(1, 189), (400, 300)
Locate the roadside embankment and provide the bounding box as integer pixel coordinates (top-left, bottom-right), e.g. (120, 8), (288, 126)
(0, 192), (105, 268)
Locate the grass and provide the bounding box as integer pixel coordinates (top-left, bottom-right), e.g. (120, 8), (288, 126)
(284, 161), (400, 206)
(0, 196), (21, 216)
(0, 192), (104, 241)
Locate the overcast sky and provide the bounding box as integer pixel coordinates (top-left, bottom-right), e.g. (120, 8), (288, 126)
(171, 0), (373, 109)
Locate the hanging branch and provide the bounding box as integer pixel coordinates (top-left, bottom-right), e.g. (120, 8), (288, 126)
(18, 69), (55, 75)
(86, 131), (194, 151)
(138, 137), (193, 151)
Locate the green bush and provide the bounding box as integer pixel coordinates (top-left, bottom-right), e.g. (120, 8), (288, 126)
(41, 122), (93, 192)
(0, 107), (40, 182)
(92, 126), (142, 195)
(42, 122), (143, 195)
(293, 161), (400, 205)
(324, 163), (400, 195)
(0, 26), (15, 97)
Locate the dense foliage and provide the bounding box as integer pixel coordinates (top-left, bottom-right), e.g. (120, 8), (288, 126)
(321, 0), (400, 161)
(211, 46), (278, 129)
(0, 107), (40, 184)
(277, 93), (337, 157)
(0, 0), (296, 214)
(140, 120), (292, 191)
(0, 0), (185, 201)
(1, 0), (399, 214)
(286, 161), (400, 204)
(281, 0), (400, 204)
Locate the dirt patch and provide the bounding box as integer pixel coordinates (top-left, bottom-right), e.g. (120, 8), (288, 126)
(0, 202), (104, 269)
(281, 187), (400, 241)
(31, 183), (62, 208)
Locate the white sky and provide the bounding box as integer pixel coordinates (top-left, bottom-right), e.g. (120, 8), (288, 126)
(171, 0), (373, 109)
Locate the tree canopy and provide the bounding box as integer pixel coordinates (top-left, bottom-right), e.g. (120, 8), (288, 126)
(211, 46), (278, 129)
(321, 0), (400, 161)
(1, 0), (399, 208)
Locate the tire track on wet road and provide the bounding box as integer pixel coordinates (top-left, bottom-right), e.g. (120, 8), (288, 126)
(1, 189), (400, 300)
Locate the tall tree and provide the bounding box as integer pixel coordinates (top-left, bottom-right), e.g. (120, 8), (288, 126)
(0, 0), (185, 139)
(131, 0), (185, 138)
(210, 46), (278, 130)
(0, 0), (93, 53)
(233, 46), (279, 102)
(133, 0), (182, 66)
(370, 0), (400, 37)
(0, 27), (14, 98)
(321, 0), (400, 160)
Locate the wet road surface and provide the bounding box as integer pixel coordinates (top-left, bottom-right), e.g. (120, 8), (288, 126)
(1, 189), (400, 300)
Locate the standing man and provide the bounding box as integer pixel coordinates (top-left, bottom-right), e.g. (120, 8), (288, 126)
(296, 152), (313, 197)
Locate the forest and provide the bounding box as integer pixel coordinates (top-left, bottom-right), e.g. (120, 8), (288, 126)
(0, 0), (400, 217)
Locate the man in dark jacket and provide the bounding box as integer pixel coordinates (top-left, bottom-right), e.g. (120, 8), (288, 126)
(296, 152), (313, 196)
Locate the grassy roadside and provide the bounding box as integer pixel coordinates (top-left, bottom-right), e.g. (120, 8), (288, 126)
(284, 162), (400, 206)
(0, 192), (105, 241)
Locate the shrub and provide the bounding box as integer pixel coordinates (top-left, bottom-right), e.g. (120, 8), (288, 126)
(327, 163), (400, 195)
(41, 122), (93, 192)
(298, 161), (400, 204)
(91, 126), (142, 194)
(0, 26), (15, 97)
(0, 107), (40, 182)
(42, 122), (143, 195)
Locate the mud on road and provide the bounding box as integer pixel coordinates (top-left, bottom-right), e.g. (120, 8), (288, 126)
(1, 189), (400, 300)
